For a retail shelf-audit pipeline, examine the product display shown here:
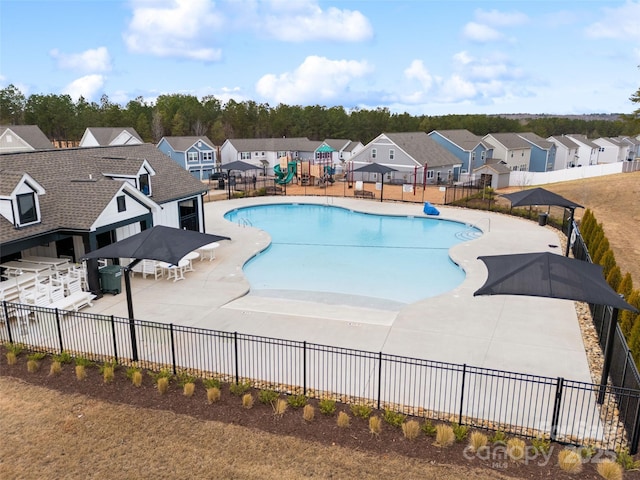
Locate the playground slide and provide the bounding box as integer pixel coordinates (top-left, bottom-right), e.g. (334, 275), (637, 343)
(274, 163), (296, 185)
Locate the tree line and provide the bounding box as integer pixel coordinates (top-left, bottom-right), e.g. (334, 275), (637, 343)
(0, 84), (638, 146)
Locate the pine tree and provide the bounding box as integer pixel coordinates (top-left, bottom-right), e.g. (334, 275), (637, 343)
(599, 250), (616, 278)
(618, 273), (634, 300)
(606, 265), (622, 292)
(579, 210), (594, 243)
(620, 290), (639, 337)
(592, 237), (610, 265)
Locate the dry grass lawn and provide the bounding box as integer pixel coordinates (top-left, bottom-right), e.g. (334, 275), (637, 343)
(0, 377), (513, 480)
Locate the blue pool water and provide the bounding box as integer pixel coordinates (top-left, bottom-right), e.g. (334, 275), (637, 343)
(224, 204), (481, 305)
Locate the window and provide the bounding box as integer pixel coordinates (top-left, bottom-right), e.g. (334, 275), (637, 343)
(241, 152), (251, 160)
(139, 173), (150, 195)
(471, 152), (476, 163)
(202, 151), (213, 161)
(117, 195), (126, 212)
(480, 151), (486, 161)
(389, 149), (395, 160)
(371, 148), (377, 159)
(427, 170), (434, 179)
(17, 192), (37, 224)
(510, 152), (514, 158)
(187, 151), (199, 163)
(277, 151), (287, 158)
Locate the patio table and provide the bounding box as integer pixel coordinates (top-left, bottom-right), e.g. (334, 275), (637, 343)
(197, 242), (219, 261)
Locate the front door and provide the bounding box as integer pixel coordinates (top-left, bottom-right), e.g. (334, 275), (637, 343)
(179, 198), (199, 231)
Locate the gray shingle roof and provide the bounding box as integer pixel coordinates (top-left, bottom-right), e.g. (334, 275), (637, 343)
(85, 127), (143, 145)
(484, 133), (531, 150)
(0, 125), (54, 149)
(567, 134), (599, 149)
(0, 144), (207, 245)
(384, 132), (461, 168)
(548, 135), (579, 149)
(160, 136), (214, 151)
(227, 137), (320, 152)
(517, 132), (554, 150)
(430, 129), (484, 151)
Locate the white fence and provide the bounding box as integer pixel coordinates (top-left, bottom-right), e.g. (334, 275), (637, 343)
(508, 161), (640, 188)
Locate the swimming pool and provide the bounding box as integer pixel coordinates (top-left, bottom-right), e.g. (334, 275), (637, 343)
(224, 204), (481, 305)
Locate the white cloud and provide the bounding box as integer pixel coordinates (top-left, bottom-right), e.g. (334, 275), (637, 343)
(50, 47), (112, 73)
(462, 22), (503, 42)
(124, 0), (224, 61)
(256, 55), (372, 104)
(62, 74), (105, 101)
(263, 2), (373, 42)
(439, 75), (477, 102)
(474, 9), (528, 27)
(404, 60), (433, 91)
(586, 1), (640, 41)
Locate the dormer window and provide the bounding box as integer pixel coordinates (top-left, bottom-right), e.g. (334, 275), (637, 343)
(17, 192), (37, 224)
(139, 173), (150, 196)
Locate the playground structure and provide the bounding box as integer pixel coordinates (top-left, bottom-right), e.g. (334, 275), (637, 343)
(274, 156), (335, 186)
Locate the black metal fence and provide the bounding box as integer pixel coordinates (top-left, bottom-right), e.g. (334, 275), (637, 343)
(2, 299), (639, 453)
(444, 180), (484, 205)
(570, 223), (640, 451)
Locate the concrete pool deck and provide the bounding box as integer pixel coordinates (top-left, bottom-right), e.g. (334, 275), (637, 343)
(85, 196), (593, 383)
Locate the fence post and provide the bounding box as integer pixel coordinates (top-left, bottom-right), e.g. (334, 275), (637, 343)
(377, 351), (383, 411)
(630, 393), (640, 455)
(550, 377), (564, 441)
(234, 331), (239, 384)
(3, 301), (14, 344)
(169, 323), (177, 375)
(303, 341), (307, 396)
(459, 364), (467, 425)
(54, 309), (64, 354)
(110, 315), (118, 363)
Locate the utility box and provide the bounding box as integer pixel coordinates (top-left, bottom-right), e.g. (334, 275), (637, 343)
(99, 265), (122, 295)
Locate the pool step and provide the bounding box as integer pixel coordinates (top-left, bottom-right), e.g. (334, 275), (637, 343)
(455, 230), (482, 241)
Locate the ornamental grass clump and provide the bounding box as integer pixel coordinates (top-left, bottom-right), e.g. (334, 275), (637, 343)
(27, 353), (46, 373)
(302, 404), (315, 422)
(336, 411), (350, 428)
(5, 342), (23, 365)
(557, 448), (583, 474)
(157, 376), (170, 395)
(49, 360), (62, 376)
(101, 361), (116, 383)
(74, 357), (92, 381)
(206, 387), (221, 404)
(242, 393), (254, 409)
(596, 459), (623, 480)
(468, 431), (489, 453)
(369, 416), (382, 437)
(434, 424), (455, 448)
(178, 373), (197, 397)
(506, 438), (527, 462)
(273, 399), (288, 416)
(401, 420), (420, 440)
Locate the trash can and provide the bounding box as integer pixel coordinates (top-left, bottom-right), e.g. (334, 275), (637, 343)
(538, 213), (548, 226)
(99, 265), (122, 294)
(218, 178), (225, 189)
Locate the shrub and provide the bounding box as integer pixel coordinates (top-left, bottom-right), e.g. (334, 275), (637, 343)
(126, 367), (143, 387)
(258, 389), (279, 405)
(5, 342), (23, 365)
(75, 364), (87, 381)
(207, 387), (221, 404)
(75, 356), (93, 367)
(318, 399), (336, 415)
(203, 378), (221, 389)
(273, 399), (288, 416)
(557, 448), (583, 474)
(369, 416), (382, 436)
(287, 394), (307, 409)
(402, 420), (420, 440)
(434, 424), (455, 448)
(157, 376), (170, 394)
(452, 423), (469, 442)
(421, 420), (437, 437)
(242, 393), (254, 409)
(100, 361), (116, 383)
(350, 404), (372, 419)
(54, 351), (72, 364)
(490, 430), (507, 444)
(336, 411), (350, 428)
(531, 436), (551, 455)
(506, 438), (526, 462)
(468, 431), (488, 453)
(580, 445), (597, 460)
(49, 360), (62, 376)
(616, 447), (640, 470)
(229, 380), (251, 396)
(183, 382), (196, 397)
(597, 460), (623, 480)
(382, 409), (405, 428)
(302, 404), (315, 422)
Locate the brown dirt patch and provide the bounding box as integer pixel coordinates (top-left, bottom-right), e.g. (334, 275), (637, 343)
(2, 348), (630, 480)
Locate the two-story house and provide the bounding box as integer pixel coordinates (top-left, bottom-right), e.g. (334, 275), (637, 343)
(483, 133), (532, 171)
(79, 127), (143, 147)
(219, 137), (321, 174)
(547, 135), (580, 169)
(593, 137), (628, 164)
(566, 134), (600, 166)
(156, 136), (216, 181)
(0, 144), (208, 293)
(428, 129), (492, 180)
(517, 132), (556, 172)
(0, 125), (54, 153)
(350, 132), (462, 185)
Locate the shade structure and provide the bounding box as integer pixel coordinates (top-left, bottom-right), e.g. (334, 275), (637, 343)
(501, 187), (583, 210)
(352, 162), (398, 202)
(82, 226), (230, 361)
(474, 252), (636, 312)
(82, 225), (230, 266)
(222, 160), (261, 199)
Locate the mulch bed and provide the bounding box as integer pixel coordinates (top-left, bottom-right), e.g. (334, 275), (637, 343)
(2, 346), (636, 480)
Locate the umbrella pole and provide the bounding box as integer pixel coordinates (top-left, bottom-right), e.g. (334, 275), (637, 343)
(124, 261), (141, 362)
(380, 179), (384, 202)
(597, 308), (619, 404)
(565, 208), (575, 257)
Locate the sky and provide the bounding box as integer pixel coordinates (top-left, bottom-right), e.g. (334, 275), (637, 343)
(1, 0), (639, 116)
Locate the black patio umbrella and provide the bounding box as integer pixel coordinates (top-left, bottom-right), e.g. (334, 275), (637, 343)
(474, 251), (637, 403)
(222, 160), (261, 199)
(501, 188), (583, 256)
(352, 162), (398, 202)
(82, 226), (230, 360)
